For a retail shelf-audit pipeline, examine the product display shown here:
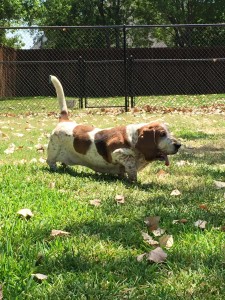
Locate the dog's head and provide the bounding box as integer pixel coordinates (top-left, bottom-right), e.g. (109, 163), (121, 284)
(135, 121), (181, 165)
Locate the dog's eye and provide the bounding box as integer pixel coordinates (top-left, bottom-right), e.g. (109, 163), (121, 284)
(160, 131), (166, 137)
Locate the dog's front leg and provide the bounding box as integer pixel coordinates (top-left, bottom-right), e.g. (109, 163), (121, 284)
(124, 160), (137, 182)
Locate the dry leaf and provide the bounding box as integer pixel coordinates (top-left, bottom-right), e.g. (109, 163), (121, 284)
(152, 228), (166, 237)
(159, 235), (174, 249)
(39, 158), (46, 164)
(17, 208), (34, 219)
(194, 220), (207, 229)
(170, 189), (181, 196)
(49, 182), (56, 189)
(141, 232), (159, 246)
(4, 143), (16, 154)
(146, 247), (167, 263)
(32, 273), (48, 281)
(137, 253), (146, 262)
(89, 199), (101, 206)
(30, 158), (37, 164)
(13, 133), (24, 137)
(172, 219), (188, 224)
(199, 204), (208, 210)
(214, 181), (225, 189)
(115, 194), (125, 204)
(0, 130), (9, 139)
(157, 170), (168, 178)
(50, 229), (70, 237)
(176, 160), (190, 166)
(144, 216), (160, 231)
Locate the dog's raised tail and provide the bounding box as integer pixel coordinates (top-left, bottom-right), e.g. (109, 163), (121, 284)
(49, 75), (69, 120)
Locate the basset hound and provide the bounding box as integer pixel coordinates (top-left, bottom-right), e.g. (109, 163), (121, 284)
(47, 75), (181, 181)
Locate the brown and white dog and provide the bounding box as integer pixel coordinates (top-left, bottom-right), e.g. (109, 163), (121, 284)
(47, 75), (181, 181)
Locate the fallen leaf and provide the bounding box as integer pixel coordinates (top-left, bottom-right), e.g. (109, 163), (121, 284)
(172, 219), (188, 224)
(220, 226), (225, 232)
(176, 160), (190, 166)
(199, 204), (208, 210)
(49, 182), (56, 189)
(39, 158), (46, 164)
(170, 189), (181, 196)
(141, 232), (159, 246)
(32, 273), (48, 282)
(50, 229), (70, 237)
(144, 216), (160, 231)
(152, 228), (166, 237)
(194, 220), (207, 229)
(115, 194), (125, 204)
(17, 208), (34, 219)
(146, 247), (167, 263)
(89, 199), (101, 206)
(0, 130), (9, 139)
(159, 235), (174, 249)
(137, 253), (146, 262)
(13, 133), (24, 137)
(4, 143), (16, 154)
(214, 181), (225, 189)
(157, 170), (168, 178)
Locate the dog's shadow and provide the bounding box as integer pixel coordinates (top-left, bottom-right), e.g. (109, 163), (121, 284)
(44, 165), (154, 190)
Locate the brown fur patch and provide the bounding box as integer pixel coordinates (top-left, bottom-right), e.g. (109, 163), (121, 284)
(59, 111), (69, 122)
(135, 123), (165, 161)
(94, 126), (131, 163)
(73, 125), (94, 154)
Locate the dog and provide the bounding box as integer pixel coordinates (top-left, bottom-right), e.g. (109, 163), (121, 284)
(47, 75), (181, 182)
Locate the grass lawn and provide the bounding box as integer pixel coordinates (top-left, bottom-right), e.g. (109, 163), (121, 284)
(0, 105), (225, 299)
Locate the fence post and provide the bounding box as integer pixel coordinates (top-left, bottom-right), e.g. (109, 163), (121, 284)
(127, 55), (135, 107)
(123, 24), (128, 111)
(78, 56), (85, 108)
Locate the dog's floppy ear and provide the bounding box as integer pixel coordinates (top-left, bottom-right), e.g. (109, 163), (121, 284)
(135, 126), (158, 160)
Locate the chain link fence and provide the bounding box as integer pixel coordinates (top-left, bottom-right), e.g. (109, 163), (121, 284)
(1, 24), (225, 113)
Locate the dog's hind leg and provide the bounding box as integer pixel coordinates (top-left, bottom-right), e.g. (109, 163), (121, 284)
(46, 136), (60, 171)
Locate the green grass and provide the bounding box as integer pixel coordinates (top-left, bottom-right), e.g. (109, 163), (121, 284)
(1, 107), (225, 299)
(1, 93), (225, 113)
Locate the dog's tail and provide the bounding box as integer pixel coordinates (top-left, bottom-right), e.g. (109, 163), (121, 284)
(49, 75), (69, 121)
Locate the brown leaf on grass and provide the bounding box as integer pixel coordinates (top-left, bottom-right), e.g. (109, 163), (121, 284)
(199, 204), (209, 210)
(115, 194), (125, 204)
(194, 220), (207, 229)
(89, 199), (101, 206)
(141, 232), (159, 246)
(0, 130), (9, 139)
(146, 247), (167, 263)
(17, 208), (34, 219)
(214, 181), (225, 189)
(32, 273), (48, 282)
(144, 216), (160, 231)
(170, 189), (181, 196)
(157, 170), (169, 178)
(220, 226), (225, 232)
(50, 229), (70, 237)
(172, 219), (188, 224)
(159, 235), (174, 249)
(39, 157), (46, 164)
(49, 182), (56, 189)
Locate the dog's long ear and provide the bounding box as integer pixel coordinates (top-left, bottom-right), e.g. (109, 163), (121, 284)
(135, 126), (158, 160)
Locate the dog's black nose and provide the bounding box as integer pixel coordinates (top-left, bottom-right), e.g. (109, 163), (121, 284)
(175, 142), (181, 150)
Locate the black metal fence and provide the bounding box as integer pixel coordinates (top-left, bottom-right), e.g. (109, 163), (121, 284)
(1, 24), (225, 112)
